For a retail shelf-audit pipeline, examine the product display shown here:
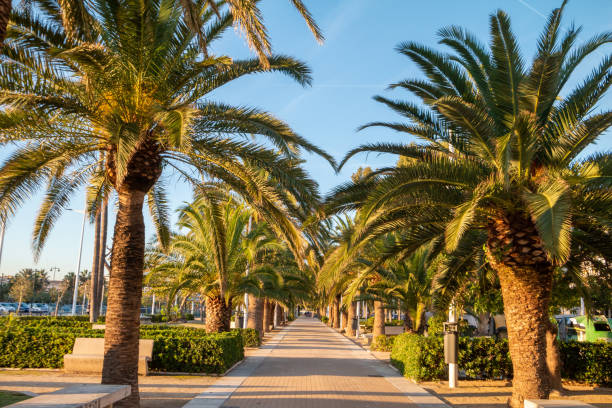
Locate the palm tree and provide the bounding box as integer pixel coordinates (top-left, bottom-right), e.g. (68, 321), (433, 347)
(1, 1), (331, 403)
(329, 3), (612, 405)
(381, 246), (434, 334)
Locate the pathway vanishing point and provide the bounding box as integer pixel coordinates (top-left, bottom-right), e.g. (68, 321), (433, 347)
(186, 317), (449, 408)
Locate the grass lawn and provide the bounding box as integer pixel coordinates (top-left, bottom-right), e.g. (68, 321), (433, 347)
(0, 391), (31, 407)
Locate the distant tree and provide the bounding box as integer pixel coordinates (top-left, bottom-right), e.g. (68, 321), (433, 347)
(9, 273), (33, 312)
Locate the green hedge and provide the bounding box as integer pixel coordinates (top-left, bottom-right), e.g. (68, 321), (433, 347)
(0, 316), (92, 328)
(391, 333), (611, 385)
(559, 341), (612, 385)
(0, 326), (243, 374)
(371, 335), (395, 352)
(232, 328), (261, 348)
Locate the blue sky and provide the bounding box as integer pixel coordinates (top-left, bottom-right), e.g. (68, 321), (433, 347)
(2, 0), (611, 278)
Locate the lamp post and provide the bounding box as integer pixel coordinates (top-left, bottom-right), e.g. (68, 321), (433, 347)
(68, 205), (87, 316)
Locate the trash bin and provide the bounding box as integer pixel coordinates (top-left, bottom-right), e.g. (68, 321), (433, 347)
(444, 322), (458, 364)
(352, 317), (358, 330)
(237, 316), (244, 328)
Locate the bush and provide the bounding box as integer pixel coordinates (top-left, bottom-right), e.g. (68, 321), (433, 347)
(560, 341), (612, 386)
(0, 316), (91, 329)
(320, 316), (329, 324)
(0, 325), (243, 374)
(391, 334), (611, 385)
(150, 314), (169, 323)
(371, 335), (395, 352)
(232, 328), (261, 348)
(391, 333), (445, 381)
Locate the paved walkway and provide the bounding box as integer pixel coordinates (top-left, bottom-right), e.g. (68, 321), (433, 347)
(195, 317), (445, 408)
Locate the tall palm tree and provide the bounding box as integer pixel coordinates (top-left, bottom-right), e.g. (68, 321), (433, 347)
(328, 2), (612, 406)
(0, 1), (331, 404)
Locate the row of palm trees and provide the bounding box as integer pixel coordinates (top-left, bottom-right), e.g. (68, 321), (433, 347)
(1, 1), (611, 408)
(315, 2), (612, 408)
(0, 0), (330, 406)
(144, 187), (313, 333)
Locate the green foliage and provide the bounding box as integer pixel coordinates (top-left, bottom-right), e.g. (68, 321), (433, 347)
(320, 316), (329, 324)
(232, 328), (261, 348)
(559, 341), (612, 386)
(391, 334), (611, 385)
(391, 333), (445, 381)
(364, 316), (374, 328)
(150, 314), (170, 323)
(0, 315), (91, 328)
(0, 323), (244, 374)
(425, 314), (445, 336)
(371, 335), (395, 352)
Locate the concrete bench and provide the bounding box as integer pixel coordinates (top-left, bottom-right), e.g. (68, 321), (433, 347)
(525, 400), (596, 408)
(6, 384), (130, 407)
(64, 338), (154, 376)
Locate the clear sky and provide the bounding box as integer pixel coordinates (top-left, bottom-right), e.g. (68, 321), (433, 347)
(2, 0), (611, 279)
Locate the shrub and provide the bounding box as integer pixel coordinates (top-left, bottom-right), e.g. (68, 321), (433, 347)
(232, 328), (261, 348)
(0, 325), (243, 374)
(0, 316), (91, 329)
(320, 316), (329, 324)
(150, 314), (169, 323)
(391, 333), (445, 381)
(371, 335), (395, 352)
(560, 341), (612, 386)
(391, 334), (611, 385)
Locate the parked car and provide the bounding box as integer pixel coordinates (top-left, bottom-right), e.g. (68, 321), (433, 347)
(32, 303), (50, 314)
(0, 303), (16, 313)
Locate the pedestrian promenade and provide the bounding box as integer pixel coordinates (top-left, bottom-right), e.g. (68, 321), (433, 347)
(212, 317), (433, 408)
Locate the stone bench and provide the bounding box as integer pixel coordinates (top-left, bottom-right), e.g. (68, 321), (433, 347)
(64, 338), (154, 376)
(6, 384), (130, 407)
(525, 400), (596, 408)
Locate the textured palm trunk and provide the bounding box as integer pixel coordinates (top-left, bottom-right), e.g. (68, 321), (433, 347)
(262, 299), (270, 333)
(373, 300), (385, 338)
(247, 294), (264, 337)
(101, 189), (147, 407)
(546, 320), (564, 394)
(102, 138), (162, 407)
(346, 302), (356, 336)
(205, 295), (230, 333)
(341, 309), (348, 330)
(274, 302), (282, 327)
(266, 301), (274, 331)
(89, 209), (102, 323)
(332, 296), (340, 329)
(487, 214), (554, 408)
(0, 0), (10, 44)
(403, 308), (414, 333)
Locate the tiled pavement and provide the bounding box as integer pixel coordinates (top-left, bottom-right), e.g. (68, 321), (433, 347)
(196, 317), (447, 408)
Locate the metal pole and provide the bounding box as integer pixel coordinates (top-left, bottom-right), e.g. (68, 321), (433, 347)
(580, 297), (585, 316)
(151, 293), (155, 314)
(243, 216), (252, 329)
(0, 221), (6, 270)
(355, 300), (361, 338)
(71, 205), (87, 316)
(448, 302), (458, 388)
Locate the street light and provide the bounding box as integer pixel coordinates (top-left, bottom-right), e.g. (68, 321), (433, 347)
(49, 267), (60, 282)
(67, 205), (87, 316)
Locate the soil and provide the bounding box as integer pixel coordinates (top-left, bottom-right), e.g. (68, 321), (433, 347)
(421, 380), (612, 408)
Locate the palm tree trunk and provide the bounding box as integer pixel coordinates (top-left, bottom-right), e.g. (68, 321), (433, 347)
(265, 300), (274, 331)
(373, 300), (385, 338)
(247, 294), (264, 337)
(274, 302), (282, 327)
(332, 296), (340, 329)
(546, 320), (564, 394)
(487, 214), (554, 408)
(205, 295), (230, 333)
(0, 0), (11, 44)
(101, 189), (147, 407)
(341, 308), (348, 330)
(89, 209), (102, 323)
(403, 308), (414, 333)
(346, 302), (356, 336)
(262, 299), (270, 333)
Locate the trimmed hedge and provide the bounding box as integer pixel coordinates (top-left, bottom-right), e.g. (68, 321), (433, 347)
(232, 328), (261, 348)
(560, 341), (612, 385)
(371, 335), (395, 352)
(0, 325), (244, 374)
(391, 333), (611, 385)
